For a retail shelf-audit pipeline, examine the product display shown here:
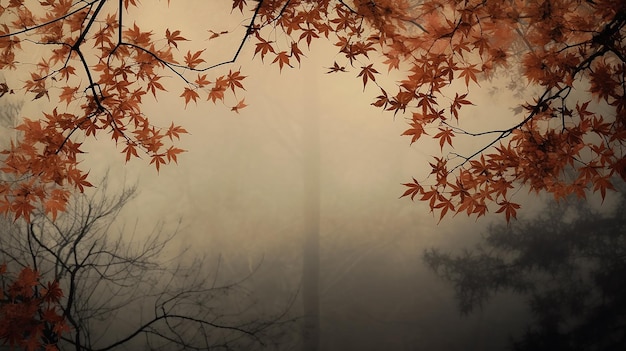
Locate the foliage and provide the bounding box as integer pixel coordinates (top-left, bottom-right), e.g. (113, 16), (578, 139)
(0, 0), (625, 222)
(0, 265), (68, 351)
(423, 181), (626, 350)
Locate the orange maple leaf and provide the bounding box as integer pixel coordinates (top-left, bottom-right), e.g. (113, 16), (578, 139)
(180, 87), (200, 106)
(166, 146), (185, 164)
(150, 154), (166, 172)
(165, 122), (188, 141)
(434, 128), (454, 150)
(291, 42), (304, 65)
(458, 64), (481, 86)
(326, 61), (347, 73)
(12, 198), (35, 222)
(400, 178), (423, 200)
(272, 51), (291, 71)
(357, 64), (378, 90)
(402, 121), (428, 144)
(123, 22), (152, 46)
(44, 198), (66, 222)
(231, 98), (247, 113)
(58, 86), (77, 106)
(184, 49), (206, 69)
(226, 70), (246, 93)
(165, 28), (188, 48)
(254, 38), (275, 61)
(122, 142), (139, 162)
(496, 200), (521, 222)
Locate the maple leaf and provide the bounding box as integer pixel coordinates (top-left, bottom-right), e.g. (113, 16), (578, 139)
(147, 75), (166, 97)
(291, 42), (304, 65)
(12, 197), (35, 222)
(184, 49), (206, 69)
(42, 307), (64, 327)
(371, 88), (389, 108)
(195, 74), (211, 87)
(434, 128), (454, 150)
(400, 178), (423, 200)
(420, 187), (441, 209)
(180, 87), (200, 106)
(207, 84), (226, 103)
(450, 93), (473, 120)
(41, 281), (64, 303)
(434, 196), (455, 223)
(32, 88), (49, 101)
(123, 22), (152, 46)
(58, 66), (75, 81)
(593, 175), (615, 202)
(496, 200), (521, 222)
(69, 169), (93, 193)
(326, 61), (346, 73)
(165, 28), (188, 48)
(231, 98), (247, 113)
(122, 142), (139, 162)
(52, 320), (70, 337)
(232, 0), (247, 12)
(382, 55), (400, 72)
(254, 38), (275, 61)
(272, 51), (291, 71)
(44, 198), (65, 222)
(123, 0), (139, 9)
(207, 29), (229, 40)
(357, 64), (378, 90)
(458, 64), (481, 86)
(612, 157), (626, 182)
(58, 86), (77, 106)
(589, 62), (618, 101)
(226, 69), (246, 93)
(150, 154), (166, 172)
(166, 146), (185, 164)
(165, 123), (188, 141)
(299, 28), (319, 47)
(456, 193), (476, 215)
(402, 121), (428, 144)
(17, 267), (39, 293)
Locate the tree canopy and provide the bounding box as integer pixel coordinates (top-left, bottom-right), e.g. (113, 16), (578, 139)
(0, 0), (624, 222)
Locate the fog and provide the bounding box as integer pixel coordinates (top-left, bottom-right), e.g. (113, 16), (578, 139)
(63, 39), (534, 350)
(1, 2), (624, 350)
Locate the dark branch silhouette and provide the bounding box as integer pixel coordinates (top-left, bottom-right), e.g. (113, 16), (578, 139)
(0, 174), (295, 350)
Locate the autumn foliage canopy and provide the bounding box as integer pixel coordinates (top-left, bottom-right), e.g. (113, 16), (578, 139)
(0, 0), (624, 225)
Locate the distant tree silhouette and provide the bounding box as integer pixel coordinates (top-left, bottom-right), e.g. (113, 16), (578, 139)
(423, 180), (626, 350)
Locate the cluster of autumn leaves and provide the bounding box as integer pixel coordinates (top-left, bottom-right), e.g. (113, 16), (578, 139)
(0, 0), (622, 225)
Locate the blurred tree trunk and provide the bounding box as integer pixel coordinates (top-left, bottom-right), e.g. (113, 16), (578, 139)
(302, 70), (320, 351)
